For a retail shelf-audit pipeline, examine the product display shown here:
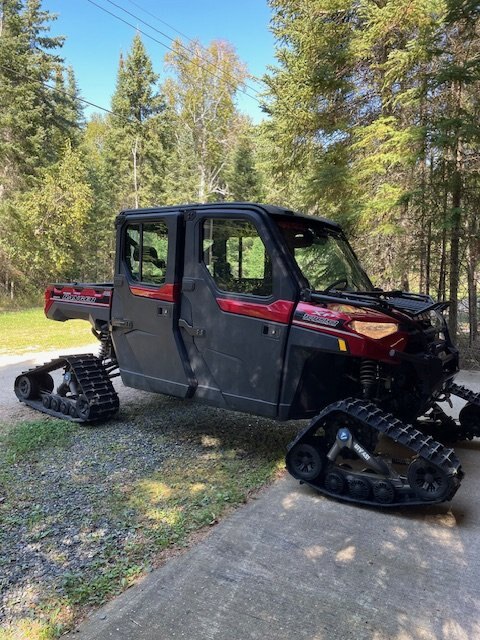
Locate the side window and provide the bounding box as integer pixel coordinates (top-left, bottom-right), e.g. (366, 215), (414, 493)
(124, 221), (168, 286)
(202, 218), (273, 296)
(125, 224), (141, 280)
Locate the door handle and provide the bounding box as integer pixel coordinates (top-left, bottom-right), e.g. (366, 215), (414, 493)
(262, 324), (281, 340)
(112, 318), (133, 329)
(179, 319), (205, 337)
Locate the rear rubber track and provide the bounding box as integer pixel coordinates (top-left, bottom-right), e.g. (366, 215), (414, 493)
(14, 354), (119, 423)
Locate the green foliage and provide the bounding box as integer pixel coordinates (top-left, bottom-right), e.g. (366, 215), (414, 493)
(10, 141), (94, 288)
(227, 124), (262, 201)
(104, 33), (171, 210)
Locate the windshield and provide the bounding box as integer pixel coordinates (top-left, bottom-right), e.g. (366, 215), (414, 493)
(276, 218), (373, 293)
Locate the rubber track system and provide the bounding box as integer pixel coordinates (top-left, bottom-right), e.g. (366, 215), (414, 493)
(14, 354), (119, 423)
(442, 382), (480, 441)
(286, 398), (463, 508)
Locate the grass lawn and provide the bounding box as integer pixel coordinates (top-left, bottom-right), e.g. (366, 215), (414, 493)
(0, 308), (94, 356)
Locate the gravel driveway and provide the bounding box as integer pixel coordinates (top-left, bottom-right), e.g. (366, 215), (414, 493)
(0, 346), (298, 635)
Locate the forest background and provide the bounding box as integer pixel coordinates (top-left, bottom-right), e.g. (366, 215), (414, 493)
(1, 0), (480, 359)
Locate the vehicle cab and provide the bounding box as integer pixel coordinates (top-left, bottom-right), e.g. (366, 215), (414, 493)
(110, 202), (386, 420)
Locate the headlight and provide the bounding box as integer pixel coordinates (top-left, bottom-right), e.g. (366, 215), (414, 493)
(350, 321), (398, 339)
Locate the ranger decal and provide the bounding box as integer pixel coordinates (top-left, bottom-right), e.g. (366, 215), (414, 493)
(61, 293), (98, 304)
(301, 312), (340, 327)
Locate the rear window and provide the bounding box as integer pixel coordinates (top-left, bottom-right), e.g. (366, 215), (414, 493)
(125, 221), (168, 286)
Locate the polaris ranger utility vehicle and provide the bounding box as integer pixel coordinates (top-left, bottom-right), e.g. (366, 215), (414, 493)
(14, 203), (480, 508)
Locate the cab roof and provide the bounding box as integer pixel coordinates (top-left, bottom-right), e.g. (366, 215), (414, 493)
(119, 202), (341, 231)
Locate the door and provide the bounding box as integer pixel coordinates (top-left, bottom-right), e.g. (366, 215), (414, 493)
(111, 213), (194, 397)
(180, 209), (296, 417)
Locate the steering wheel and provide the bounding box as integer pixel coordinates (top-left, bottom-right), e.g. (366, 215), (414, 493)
(324, 278), (348, 292)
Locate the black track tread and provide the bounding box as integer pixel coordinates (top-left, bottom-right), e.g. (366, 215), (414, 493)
(287, 398), (463, 508)
(449, 382), (480, 406)
(444, 383), (480, 440)
(14, 354), (119, 423)
(416, 404), (475, 443)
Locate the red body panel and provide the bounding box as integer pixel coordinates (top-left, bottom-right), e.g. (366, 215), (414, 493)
(216, 298), (295, 324)
(293, 302), (408, 363)
(129, 283), (180, 303)
(45, 284), (112, 314)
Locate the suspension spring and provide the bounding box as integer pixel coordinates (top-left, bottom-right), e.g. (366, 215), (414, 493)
(360, 360), (377, 398)
(98, 330), (110, 361)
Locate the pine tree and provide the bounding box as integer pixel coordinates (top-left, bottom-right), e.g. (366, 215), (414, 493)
(0, 0), (67, 197)
(227, 125), (262, 202)
(105, 33), (170, 209)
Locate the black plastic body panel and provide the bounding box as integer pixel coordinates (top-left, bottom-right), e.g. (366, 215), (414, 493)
(278, 324), (348, 419)
(179, 206), (298, 417)
(111, 213), (195, 398)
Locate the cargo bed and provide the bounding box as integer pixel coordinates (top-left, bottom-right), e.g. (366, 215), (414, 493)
(45, 283), (113, 328)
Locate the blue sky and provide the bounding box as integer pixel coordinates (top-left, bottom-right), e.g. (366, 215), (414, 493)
(43, 0), (277, 123)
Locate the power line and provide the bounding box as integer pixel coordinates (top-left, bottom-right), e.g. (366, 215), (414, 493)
(125, 0), (204, 46)
(85, 0), (264, 106)
(106, 0), (265, 95)
(0, 63), (131, 123)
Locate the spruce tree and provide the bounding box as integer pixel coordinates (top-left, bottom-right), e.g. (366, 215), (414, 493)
(105, 33), (170, 209)
(228, 127), (262, 202)
(0, 0), (67, 197)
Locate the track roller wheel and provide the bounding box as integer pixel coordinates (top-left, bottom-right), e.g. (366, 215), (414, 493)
(407, 459), (449, 502)
(348, 477), (371, 501)
(37, 373), (54, 393)
(372, 479), (395, 504)
(76, 395), (91, 421)
(324, 471), (345, 495)
(287, 441), (324, 481)
(15, 375), (39, 400)
(42, 395), (52, 409)
(60, 400), (70, 415)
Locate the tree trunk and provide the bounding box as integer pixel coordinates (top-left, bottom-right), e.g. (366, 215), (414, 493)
(467, 223), (478, 345)
(437, 163), (449, 301)
(467, 252), (477, 346)
(448, 78), (463, 338)
(425, 219), (431, 296)
(132, 135), (139, 208)
(448, 185), (461, 339)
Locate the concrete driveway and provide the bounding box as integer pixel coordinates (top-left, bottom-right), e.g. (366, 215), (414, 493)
(71, 447), (480, 640)
(70, 372), (480, 640)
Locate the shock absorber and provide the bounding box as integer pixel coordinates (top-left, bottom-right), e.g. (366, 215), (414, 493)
(92, 327), (113, 362)
(98, 330), (110, 361)
(360, 360), (377, 398)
